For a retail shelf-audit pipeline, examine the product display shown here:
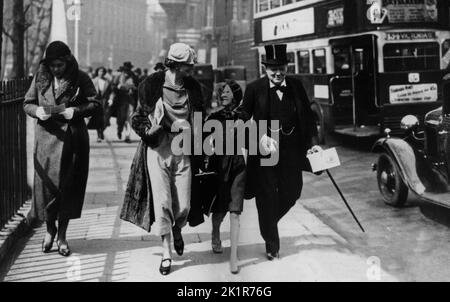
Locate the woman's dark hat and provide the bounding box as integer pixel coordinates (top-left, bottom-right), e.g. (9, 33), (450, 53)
(43, 41), (72, 63)
(262, 44), (288, 66)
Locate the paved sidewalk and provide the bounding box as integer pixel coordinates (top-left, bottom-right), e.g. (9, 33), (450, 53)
(0, 122), (397, 282)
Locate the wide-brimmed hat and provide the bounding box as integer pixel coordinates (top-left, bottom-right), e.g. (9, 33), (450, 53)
(167, 43), (196, 65)
(262, 44), (289, 66)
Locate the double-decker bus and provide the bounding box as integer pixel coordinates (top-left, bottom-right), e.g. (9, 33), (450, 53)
(254, 0), (450, 142)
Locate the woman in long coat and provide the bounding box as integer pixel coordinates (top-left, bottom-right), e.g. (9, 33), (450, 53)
(23, 41), (100, 257)
(120, 43), (205, 276)
(88, 66), (113, 142)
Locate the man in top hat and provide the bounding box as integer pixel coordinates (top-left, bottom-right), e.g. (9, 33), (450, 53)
(239, 44), (322, 260)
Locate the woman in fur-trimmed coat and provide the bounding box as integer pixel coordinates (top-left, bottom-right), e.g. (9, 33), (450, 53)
(23, 41), (100, 257)
(120, 43), (208, 275)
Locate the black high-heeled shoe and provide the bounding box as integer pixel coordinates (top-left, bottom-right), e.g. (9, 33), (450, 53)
(41, 231), (57, 253)
(57, 240), (71, 257)
(159, 258), (172, 276)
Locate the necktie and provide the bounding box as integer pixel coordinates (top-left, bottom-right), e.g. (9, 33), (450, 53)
(272, 85), (286, 93)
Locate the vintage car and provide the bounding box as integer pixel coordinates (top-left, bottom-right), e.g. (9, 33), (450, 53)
(372, 91), (450, 208)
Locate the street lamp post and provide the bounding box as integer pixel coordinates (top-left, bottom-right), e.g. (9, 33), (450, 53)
(86, 26), (92, 67)
(74, 0), (81, 60)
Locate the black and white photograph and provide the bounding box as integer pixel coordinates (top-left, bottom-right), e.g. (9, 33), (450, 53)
(1, 0), (450, 286)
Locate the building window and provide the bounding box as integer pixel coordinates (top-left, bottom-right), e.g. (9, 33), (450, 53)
(241, 0), (250, 20)
(258, 0), (269, 12)
(313, 48), (327, 74)
(297, 50), (310, 74)
(256, 0), (299, 13)
(270, 0), (281, 9)
(233, 0), (238, 20)
(187, 5), (196, 28)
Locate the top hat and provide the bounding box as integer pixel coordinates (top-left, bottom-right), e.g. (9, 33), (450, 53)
(122, 61), (134, 71)
(262, 44), (288, 66)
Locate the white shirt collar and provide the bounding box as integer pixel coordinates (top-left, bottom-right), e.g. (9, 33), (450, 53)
(269, 79), (287, 88)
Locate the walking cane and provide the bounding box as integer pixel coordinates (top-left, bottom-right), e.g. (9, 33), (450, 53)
(326, 169), (365, 233)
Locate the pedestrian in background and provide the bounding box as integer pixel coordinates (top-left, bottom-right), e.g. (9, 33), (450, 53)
(105, 68), (114, 82)
(121, 43), (205, 276)
(23, 41), (100, 257)
(112, 62), (137, 143)
(88, 66), (113, 142)
(206, 79), (246, 274)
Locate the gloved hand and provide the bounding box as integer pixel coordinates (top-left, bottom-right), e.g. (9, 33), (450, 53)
(144, 125), (164, 148)
(260, 134), (278, 154)
(35, 107), (51, 121)
(60, 108), (75, 120)
(307, 145), (324, 176)
(307, 145), (324, 155)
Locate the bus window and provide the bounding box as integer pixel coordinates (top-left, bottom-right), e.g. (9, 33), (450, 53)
(384, 43), (440, 72)
(287, 52), (295, 74)
(313, 49), (327, 74)
(333, 48), (350, 75)
(442, 39), (450, 69)
(297, 50), (310, 74)
(270, 0), (281, 9)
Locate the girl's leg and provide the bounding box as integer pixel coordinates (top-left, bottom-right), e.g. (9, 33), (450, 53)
(57, 219), (71, 256)
(230, 213), (240, 274)
(96, 129), (103, 142)
(211, 212), (226, 253)
(124, 105), (133, 143)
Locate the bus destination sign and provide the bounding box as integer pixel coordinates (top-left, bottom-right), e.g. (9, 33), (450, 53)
(386, 31), (436, 40)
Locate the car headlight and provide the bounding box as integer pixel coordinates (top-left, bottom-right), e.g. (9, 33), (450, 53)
(400, 115), (419, 131)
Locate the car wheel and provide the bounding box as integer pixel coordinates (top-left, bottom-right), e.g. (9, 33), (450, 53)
(376, 153), (408, 207)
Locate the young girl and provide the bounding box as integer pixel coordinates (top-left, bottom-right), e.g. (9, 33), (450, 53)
(207, 80), (246, 274)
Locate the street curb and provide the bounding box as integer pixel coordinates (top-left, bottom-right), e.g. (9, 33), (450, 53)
(0, 200), (35, 266)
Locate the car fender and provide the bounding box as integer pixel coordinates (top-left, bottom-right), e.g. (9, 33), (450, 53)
(372, 138), (426, 195)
